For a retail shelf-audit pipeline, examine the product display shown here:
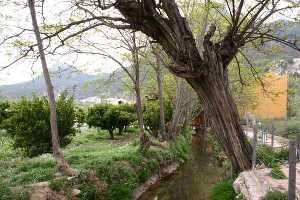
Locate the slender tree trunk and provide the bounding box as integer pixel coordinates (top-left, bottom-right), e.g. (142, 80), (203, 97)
(108, 129), (114, 139)
(151, 46), (167, 140)
(155, 66), (166, 140)
(28, 0), (77, 176)
(169, 78), (186, 138)
(132, 35), (150, 151)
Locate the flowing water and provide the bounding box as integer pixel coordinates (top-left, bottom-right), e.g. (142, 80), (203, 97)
(139, 135), (225, 200)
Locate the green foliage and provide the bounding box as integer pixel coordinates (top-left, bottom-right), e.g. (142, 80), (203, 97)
(269, 165), (286, 179)
(49, 177), (67, 192)
(210, 180), (236, 200)
(143, 99), (173, 137)
(0, 101), (10, 127)
(288, 73), (300, 119)
(86, 103), (136, 139)
(0, 181), (13, 200)
(75, 107), (86, 129)
(0, 126), (191, 200)
(287, 120), (300, 136)
(262, 190), (288, 200)
(256, 145), (288, 167)
(1, 93), (76, 157)
(107, 183), (131, 200)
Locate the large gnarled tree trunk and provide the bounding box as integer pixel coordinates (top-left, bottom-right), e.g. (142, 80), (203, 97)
(114, 0), (252, 171)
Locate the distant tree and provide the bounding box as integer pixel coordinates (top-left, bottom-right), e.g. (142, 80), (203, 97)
(0, 101), (10, 127)
(288, 73), (300, 119)
(115, 104), (136, 135)
(86, 104), (136, 139)
(74, 107), (86, 129)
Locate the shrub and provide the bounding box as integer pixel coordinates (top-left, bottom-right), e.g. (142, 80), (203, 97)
(115, 104), (136, 135)
(107, 183), (131, 200)
(75, 107), (86, 129)
(143, 100), (173, 137)
(0, 181), (13, 200)
(262, 190), (287, 200)
(287, 120), (300, 137)
(86, 104), (136, 139)
(49, 177), (67, 192)
(2, 94), (76, 157)
(0, 101), (10, 127)
(256, 145), (288, 167)
(211, 180), (236, 200)
(269, 165), (286, 179)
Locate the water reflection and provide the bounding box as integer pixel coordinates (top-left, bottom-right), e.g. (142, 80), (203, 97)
(139, 135), (224, 200)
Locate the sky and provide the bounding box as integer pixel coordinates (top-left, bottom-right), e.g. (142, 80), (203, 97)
(0, 0), (123, 85)
(0, 0), (299, 85)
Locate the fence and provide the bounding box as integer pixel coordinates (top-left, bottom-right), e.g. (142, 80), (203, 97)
(249, 120), (299, 200)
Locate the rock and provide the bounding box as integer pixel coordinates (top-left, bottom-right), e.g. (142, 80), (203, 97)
(29, 182), (67, 200)
(233, 170), (270, 200)
(71, 189), (81, 197)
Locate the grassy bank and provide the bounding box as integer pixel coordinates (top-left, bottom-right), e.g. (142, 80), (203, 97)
(0, 128), (191, 200)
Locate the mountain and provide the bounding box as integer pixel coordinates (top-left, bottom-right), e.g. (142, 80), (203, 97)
(0, 66), (127, 100)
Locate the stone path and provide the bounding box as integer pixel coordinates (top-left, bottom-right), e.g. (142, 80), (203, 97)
(234, 127), (299, 200)
(234, 164), (300, 200)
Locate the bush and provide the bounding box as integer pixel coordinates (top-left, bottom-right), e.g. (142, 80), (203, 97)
(2, 94), (76, 157)
(257, 145), (288, 167)
(0, 181), (13, 200)
(270, 165), (286, 179)
(49, 177), (67, 192)
(86, 104), (136, 139)
(75, 107), (86, 129)
(263, 190), (287, 200)
(143, 100), (173, 137)
(0, 101), (10, 127)
(211, 180), (236, 200)
(287, 120), (300, 137)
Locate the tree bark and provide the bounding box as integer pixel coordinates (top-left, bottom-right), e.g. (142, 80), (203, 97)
(28, 0), (78, 176)
(187, 59), (252, 172)
(108, 129), (114, 139)
(132, 35), (150, 151)
(114, 0), (253, 171)
(156, 67), (166, 140)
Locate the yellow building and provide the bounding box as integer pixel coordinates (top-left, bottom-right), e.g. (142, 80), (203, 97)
(248, 73), (288, 119)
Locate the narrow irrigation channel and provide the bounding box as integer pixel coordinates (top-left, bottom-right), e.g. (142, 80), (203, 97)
(139, 135), (225, 200)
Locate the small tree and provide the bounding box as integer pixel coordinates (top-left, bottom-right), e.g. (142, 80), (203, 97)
(86, 104), (116, 139)
(115, 104), (136, 135)
(86, 104), (136, 139)
(143, 100), (173, 137)
(2, 95), (76, 157)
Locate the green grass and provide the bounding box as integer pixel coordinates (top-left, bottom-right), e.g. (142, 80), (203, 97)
(256, 144), (289, 167)
(210, 180), (236, 200)
(269, 165), (287, 179)
(262, 190), (287, 200)
(0, 128), (191, 199)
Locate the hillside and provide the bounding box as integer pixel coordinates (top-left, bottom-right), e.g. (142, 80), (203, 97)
(0, 66), (127, 100)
